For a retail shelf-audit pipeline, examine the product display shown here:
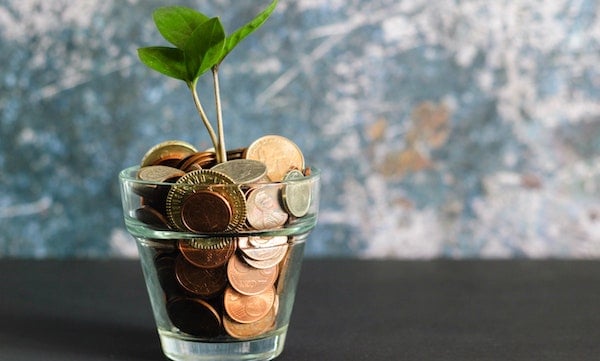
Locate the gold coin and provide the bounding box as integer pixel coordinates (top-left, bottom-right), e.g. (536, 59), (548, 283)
(244, 135), (305, 181)
(245, 186), (288, 230)
(223, 286), (275, 324)
(165, 169), (246, 233)
(140, 140), (198, 167)
(227, 253), (278, 296)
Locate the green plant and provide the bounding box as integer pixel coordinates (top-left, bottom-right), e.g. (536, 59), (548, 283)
(138, 0), (278, 163)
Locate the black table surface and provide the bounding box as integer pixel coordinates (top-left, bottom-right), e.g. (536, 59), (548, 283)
(1, 258), (599, 360)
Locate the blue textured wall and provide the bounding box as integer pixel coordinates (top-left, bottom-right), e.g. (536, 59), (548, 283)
(1, 0), (599, 258)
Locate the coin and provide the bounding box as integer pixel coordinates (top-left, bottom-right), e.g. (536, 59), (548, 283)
(141, 140), (198, 167)
(247, 235), (288, 248)
(137, 165), (185, 183)
(238, 236), (288, 261)
(223, 297), (277, 339)
(154, 253), (181, 301)
(211, 159), (268, 184)
(133, 206), (168, 229)
(242, 246), (287, 269)
(181, 191), (232, 233)
(227, 254), (278, 296)
(177, 151), (217, 172)
(223, 286), (275, 324)
(244, 135), (305, 181)
(245, 186), (288, 230)
(167, 297), (222, 337)
(165, 169), (246, 232)
(174, 255), (227, 298)
(281, 169), (312, 218)
(178, 238), (236, 269)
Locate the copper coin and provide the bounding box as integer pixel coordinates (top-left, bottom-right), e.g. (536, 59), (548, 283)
(154, 253), (181, 301)
(223, 286), (275, 324)
(177, 151), (217, 172)
(245, 186), (288, 230)
(165, 169), (246, 232)
(180, 191), (232, 233)
(174, 255), (227, 298)
(227, 254), (278, 296)
(167, 297), (222, 337)
(178, 238), (236, 269)
(223, 297), (277, 339)
(244, 135), (305, 181)
(141, 140), (198, 167)
(134, 206), (170, 229)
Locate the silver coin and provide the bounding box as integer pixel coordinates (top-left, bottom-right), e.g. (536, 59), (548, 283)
(281, 169), (311, 217)
(211, 159), (268, 184)
(238, 236), (289, 261)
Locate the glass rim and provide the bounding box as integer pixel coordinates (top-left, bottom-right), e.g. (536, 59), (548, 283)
(119, 165), (321, 187)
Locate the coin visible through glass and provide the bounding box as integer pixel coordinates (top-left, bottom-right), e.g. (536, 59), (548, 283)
(167, 297), (222, 337)
(227, 253), (278, 296)
(174, 255), (227, 298)
(223, 286), (275, 324)
(238, 236), (288, 262)
(178, 238), (236, 269)
(222, 301), (277, 339)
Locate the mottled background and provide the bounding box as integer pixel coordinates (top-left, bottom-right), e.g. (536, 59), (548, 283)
(1, 0), (599, 258)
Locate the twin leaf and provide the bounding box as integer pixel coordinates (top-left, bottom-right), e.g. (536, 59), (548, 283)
(138, 0), (277, 83)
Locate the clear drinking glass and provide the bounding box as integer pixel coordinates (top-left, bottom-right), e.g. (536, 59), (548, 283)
(119, 165), (320, 361)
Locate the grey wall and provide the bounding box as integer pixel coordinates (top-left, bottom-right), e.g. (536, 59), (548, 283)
(1, 0), (599, 258)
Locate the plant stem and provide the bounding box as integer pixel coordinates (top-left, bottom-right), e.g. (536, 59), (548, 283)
(212, 65), (227, 163)
(188, 79), (219, 155)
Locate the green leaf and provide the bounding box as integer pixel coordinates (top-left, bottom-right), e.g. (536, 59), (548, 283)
(218, 0), (278, 64)
(137, 46), (188, 81)
(184, 17), (226, 80)
(153, 6), (210, 49)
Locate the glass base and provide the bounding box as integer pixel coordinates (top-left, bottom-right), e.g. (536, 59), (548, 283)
(159, 327), (288, 361)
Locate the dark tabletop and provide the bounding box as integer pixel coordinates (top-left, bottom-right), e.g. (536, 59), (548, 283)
(1, 259), (599, 361)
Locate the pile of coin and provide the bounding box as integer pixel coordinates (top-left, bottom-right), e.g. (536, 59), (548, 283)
(132, 135), (314, 339)
(133, 134), (312, 234)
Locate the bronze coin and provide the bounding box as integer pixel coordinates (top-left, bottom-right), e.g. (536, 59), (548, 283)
(154, 253), (181, 301)
(245, 186), (288, 230)
(141, 140), (198, 167)
(180, 191), (232, 233)
(134, 206), (170, 229)
(165, 169), (247, 233)
(223, 286), (275, 324)
(174, 255), (227, 298)
(166, 297), (222, 337)
(227, 254), (278, 296)
(223, 302), (276, 339)
(177, 152), (217, 172)
(178, 238), (236, 269)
